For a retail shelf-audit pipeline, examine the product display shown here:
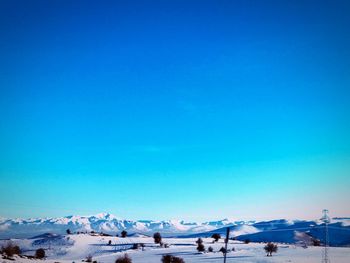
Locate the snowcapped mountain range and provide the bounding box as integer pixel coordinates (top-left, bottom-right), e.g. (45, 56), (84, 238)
(0, 213), (243, 239)
(1, 213), (350, 246)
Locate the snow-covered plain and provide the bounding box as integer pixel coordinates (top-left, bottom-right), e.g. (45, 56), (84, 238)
(1, 234), (350, 263)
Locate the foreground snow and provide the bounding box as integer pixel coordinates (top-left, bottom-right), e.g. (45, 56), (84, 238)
(1, 234), (350, 263)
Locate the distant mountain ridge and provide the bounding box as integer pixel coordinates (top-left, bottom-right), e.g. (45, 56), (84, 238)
(1, 213), (350, 246)
(0, 213), (239, 239)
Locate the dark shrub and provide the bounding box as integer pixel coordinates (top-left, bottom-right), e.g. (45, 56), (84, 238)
(115, 254), (132, 263)
(244, 239), (250, 244)
(66, 229), (71, 235)
(196, 238), (205, 252)
(161, 255), (185, 263)
(13, 245), (20, 255)
(211, 233), (221, 242)
(264, 242), (278, 256)
(153, 232), (162, 245)
(121, 230), (127, 238)
(108, 240), (112, 245)
(312, 239), (321, 246)
(162, 255), (172, 263)
(35, 248), (46, 259)
(208, 246), (213, 252)
(219, 247), (227, 254)
(197, 243), (205, 252)
(85, 255), (93, 262)
(1, 242), (21, 257)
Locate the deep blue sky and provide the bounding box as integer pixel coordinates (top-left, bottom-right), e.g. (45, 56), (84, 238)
(0, 0), (349, 220)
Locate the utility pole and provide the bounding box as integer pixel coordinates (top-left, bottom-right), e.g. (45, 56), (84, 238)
(223, 227), (230, 263)
(48, 235), (51, 250)
(321, 209), (330, 263)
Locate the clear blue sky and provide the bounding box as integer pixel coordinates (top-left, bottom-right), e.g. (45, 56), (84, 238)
(0, 0), (349, 221)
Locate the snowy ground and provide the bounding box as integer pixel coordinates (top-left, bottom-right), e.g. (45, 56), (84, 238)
(1, 234), (350, 263)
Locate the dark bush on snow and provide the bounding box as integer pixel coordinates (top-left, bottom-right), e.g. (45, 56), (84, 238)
(161, 255), (185, 263)
(1, 242), (21, 257)
(219, 247), (227, 254)
(197, 243), (205, 252)
(208, 246), (213, 252)
(115, 254), (132, 263)
(35, 248), (46, 259)
(153, 232), (162, 244)
(264, 242), (278, 256)
(121, 230), (128, 238)
(196, 238), (205, 252)
(312, 239), (321, 246)
(211, 233), (221, 242)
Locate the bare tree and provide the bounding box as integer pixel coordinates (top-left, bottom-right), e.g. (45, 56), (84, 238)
(153, 232), (162, 245)
(264, 242), (278, 256)
(196, 238), (205, 252)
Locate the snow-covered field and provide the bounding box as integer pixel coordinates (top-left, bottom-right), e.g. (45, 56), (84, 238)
(1, 234), (350, 263)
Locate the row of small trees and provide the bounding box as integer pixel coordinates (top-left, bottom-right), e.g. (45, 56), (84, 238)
(196, 236), (278, 257)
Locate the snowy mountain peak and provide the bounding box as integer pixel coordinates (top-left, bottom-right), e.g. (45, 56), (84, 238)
(91, 212), (120, 220)
(0, 213), (234, 239)
(1, 213), (350, 242)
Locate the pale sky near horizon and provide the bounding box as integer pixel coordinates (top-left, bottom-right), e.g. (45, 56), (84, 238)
(0, 0), (350, 221)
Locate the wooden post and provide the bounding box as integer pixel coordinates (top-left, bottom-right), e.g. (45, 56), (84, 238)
(224, 227), (230, 263)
